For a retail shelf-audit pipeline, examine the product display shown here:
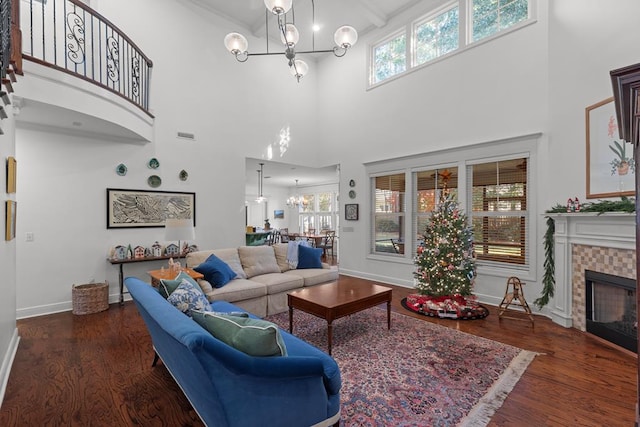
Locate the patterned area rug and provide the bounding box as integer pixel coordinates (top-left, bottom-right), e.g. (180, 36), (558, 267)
(266, 308), (536, 427)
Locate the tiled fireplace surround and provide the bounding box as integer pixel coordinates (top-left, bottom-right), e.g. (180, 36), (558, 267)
(547, 213), (636, 329)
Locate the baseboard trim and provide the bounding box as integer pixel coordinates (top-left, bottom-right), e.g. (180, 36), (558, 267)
(17, 293), (130, 319)
(0, 328), (20, 408)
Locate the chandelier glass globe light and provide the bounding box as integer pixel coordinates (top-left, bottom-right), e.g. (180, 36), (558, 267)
(223, 0), (358, 82)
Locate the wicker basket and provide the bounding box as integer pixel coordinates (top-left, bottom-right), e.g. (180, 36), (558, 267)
(72, 282), (109, 315)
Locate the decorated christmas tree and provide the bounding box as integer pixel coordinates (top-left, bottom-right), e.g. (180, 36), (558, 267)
(407, 187), (487, 319)
(413, 194), (475, 297)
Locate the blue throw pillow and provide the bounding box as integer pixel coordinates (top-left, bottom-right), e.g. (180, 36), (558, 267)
(166, 279), (212, 317)
(194, 254), (237, 288)
(297, 245), (323, 269)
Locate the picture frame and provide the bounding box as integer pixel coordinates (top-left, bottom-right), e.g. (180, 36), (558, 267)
(274, 209), (284, 219)
(5, 200), (15, 241)
(106, 188), (196, 229)
(586, 97), (635, 198)
(345, 203), (359, 221)
(6, 156), (16, 193)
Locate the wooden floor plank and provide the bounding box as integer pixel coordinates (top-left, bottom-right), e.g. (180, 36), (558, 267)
(0, 275), (636, 426)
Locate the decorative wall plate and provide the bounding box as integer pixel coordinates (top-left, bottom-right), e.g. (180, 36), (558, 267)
(116, 163), (127, 176)
(348, 190), (356, 199)
(147, 175), (162, 188)
(179, 169), (189, 181)
(147, 158), (160, 169)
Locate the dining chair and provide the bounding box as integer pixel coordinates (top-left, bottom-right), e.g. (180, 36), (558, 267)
(279, 228), (290, 243)
(317, 230), (336, 260)
(267, 230), (280, 245)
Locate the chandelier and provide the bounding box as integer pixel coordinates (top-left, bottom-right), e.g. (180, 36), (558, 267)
(256, 163), (267, 204)
(286, 179), (304, 208)
(223, 0), (358, 82)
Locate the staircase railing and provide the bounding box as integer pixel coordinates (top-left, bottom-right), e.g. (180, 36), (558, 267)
(21, 0), (153, 116)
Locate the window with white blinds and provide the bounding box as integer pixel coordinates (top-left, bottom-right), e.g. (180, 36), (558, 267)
(373, 173), (406, 255)
(414, 167), (459, 254)
(467, 158), (528, 265)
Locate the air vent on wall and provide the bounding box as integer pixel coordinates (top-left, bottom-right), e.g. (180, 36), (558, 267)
(177, 131), (195, 141)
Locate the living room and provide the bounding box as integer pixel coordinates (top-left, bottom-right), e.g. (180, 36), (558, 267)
(1, 0), (639, 424)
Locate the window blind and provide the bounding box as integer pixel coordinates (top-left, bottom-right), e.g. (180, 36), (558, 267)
(467, 158), (528, 265)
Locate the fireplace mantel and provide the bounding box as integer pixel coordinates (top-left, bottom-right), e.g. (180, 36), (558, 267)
(546, 212), (635, 327)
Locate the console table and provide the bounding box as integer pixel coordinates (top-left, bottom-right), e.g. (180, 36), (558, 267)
(108, 255), (184, 304)
(147, 267), (203, 287)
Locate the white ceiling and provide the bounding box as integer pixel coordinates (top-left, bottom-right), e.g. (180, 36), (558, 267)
(246, 157), (338, 190)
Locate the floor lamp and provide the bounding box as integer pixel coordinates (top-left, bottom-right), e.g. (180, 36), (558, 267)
(164, 218), (195, 259)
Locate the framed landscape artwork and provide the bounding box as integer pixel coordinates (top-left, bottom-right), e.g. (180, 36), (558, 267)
(586, 97), (635, 198)
(274, 209), (284, 219)
(106, 188), (196, 229)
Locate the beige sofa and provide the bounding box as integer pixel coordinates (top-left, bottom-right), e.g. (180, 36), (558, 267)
(185, 243), (338, 317)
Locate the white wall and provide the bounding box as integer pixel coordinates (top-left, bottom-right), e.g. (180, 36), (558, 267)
(316, 1), (549, 299)
(315, 0), (640, 315)
(0, 101), (18, 403)
(9, 0), (640, 320)
(14, 0), (319, 316)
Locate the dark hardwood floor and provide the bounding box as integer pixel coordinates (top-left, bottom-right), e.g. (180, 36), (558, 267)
(0, 275), (636, 426)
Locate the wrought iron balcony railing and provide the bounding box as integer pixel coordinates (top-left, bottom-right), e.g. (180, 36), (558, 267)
(0, 0), (11, 82)
(22, 0), (153, 115)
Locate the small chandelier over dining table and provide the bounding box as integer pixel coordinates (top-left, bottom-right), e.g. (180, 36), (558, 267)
(223, 0), (358, 82)
(286, 179), (304, 208)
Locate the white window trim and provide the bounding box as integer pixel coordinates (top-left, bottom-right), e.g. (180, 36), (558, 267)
(365, 133), (541, 279)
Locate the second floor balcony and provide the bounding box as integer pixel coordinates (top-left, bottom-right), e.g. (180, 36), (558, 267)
(15, 0), (154, 142)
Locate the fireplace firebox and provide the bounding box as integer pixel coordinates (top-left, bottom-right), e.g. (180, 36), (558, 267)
(585, 270), (637, 353)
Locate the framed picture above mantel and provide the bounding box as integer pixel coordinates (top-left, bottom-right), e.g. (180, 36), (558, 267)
(586, 97), (635, 198)
(106, 188), (196, 229)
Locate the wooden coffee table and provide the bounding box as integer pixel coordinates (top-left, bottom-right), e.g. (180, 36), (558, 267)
(288, 281), (392, 355)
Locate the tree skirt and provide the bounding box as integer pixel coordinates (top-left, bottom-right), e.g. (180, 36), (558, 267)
(266, 308), (536, 427)
(402, 293), (489, 319)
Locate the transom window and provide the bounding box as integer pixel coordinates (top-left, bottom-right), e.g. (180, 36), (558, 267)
(472, 0), (529, 42)
(369, 0), (532, 86)
(414, 5), (459, 66)
(372, 31), (406, 85)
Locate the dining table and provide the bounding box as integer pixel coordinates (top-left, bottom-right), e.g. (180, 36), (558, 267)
(290, 233), (328, 247)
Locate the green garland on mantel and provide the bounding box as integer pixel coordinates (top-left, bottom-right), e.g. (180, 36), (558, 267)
(535, 196), (636, 309)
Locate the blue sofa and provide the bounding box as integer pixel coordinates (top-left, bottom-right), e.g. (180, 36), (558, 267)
(125, 277), (341, 427)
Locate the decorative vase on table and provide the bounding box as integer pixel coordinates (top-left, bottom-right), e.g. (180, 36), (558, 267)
(264, 219), (271, 230)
